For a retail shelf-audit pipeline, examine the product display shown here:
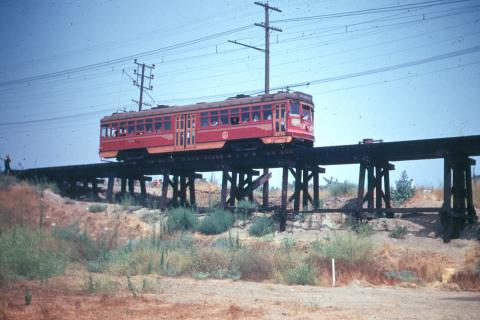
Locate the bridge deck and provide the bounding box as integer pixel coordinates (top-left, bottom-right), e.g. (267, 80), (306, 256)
(16, 134), (480, 180)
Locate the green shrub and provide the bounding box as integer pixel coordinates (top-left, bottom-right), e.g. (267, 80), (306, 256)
(190, 247), (231, 276)
(384, 270), (417, 282)
(84, 275), (121, 294)
(313, 233), (373, 263)
(63, 198), (76, 205)
(198, 209), (234, 235)
(55, 223), (110, 261)
(328, 181), (356, 197)
(120, 194), (137, 207)
(88, 204), (107, 213)
(389, 225), (408, 239)
(391, 171), (415, 204)
(248, 216), (276, 237)
(86, 260), (105, 273)
(283, 264), (316, 285)
(233, 248), (272, 281)
(212, 231), (242, 250)
(166, 207), (198, 232)
(0, 227), (66, 281)
(354, 223), (375, 237)
(237, 200), (256, 219)
(105, 244), (160, 276)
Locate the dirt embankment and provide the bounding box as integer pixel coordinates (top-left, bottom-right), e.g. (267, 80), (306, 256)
(0, 182), (151, 243)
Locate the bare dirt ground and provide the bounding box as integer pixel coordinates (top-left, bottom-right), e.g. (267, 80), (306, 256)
(1, 272), (479, 320)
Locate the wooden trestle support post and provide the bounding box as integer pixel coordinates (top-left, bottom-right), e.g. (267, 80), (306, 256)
(278, 164), (324, 231)
(159, 172), (200, 210)
(356, 160), (395, 218)
(441, 156), (477, 242)
(262, 168), (270, 208)
(106, 175), (151, 204)
(220, 167), (272, 209)
(287, 165), (325, 213)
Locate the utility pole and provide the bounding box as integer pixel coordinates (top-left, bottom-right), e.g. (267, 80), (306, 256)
(229, 1), (282, 94)
(132, 59), (155, 111)
(229, 2), (282, 210)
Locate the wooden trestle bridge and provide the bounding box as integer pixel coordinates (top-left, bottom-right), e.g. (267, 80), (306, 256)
(16, 134), (480, 242)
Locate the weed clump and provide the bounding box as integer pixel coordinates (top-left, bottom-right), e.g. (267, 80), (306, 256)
(389, 225), (408, 239)
(237, 200), (256, 220)
(327, 181), (356, 197)
(198, 209), (234, 235)
(354, 222), (375, 237)
(248, 216), (276, 237)
(166, 207), (198, 232)
(312, 233), (373, 263)
(283, 264), (317, 285)
(233, 247), (272, 281)
(55, 223), (110, 261)
(0, 227), (66, 281)
(384, 270), (417, 282)
(84, 275), (121, 294)
(88, 204), (107, 213)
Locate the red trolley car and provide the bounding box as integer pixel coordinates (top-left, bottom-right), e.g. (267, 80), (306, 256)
(99, 91), (314, 160)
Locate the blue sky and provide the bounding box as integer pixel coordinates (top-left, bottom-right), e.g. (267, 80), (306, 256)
(0, 0), (479, 187)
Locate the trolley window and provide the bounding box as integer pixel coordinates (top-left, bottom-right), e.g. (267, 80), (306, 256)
(164, 117), (171, 131)
(263, 105), (272, 120)
(220, 110), (228, 125)
(302, 105), (312, 121)
(201, 112), (209, 128)
(252, 106), (261, 122)
(128, 121), (135, 135)
(230, 108), (239, 125)
(136, 120), (144, 134)
(119, 122), (126, 136)
(210, 111), (219, 126)
(101, 124), (109, 138)
(111, 123), (118, 137)
(241, 107), (250, 123)
(154, 117), (162, 132)
(290, 101), (300, 115)
(145, 119), (153, 133)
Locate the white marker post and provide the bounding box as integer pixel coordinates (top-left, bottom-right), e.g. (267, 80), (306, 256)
(332, 258), (336, 287)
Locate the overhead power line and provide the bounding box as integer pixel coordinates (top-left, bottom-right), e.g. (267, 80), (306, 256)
(1, 0), (471, 89)
(272, 44), (480, 91)
(0, 25), (254, 88)
(272, 0), (472, 23)
(0, 108), (115, 127)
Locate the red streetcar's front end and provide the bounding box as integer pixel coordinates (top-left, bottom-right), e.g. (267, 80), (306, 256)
(285, 97), (314, 145)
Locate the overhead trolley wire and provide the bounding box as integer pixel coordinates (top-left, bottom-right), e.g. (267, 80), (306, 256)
(0, 25), (255, 88)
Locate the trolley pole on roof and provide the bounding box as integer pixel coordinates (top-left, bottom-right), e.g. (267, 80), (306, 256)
(132, 59), (155, 111)
(228, 1), (282, 94)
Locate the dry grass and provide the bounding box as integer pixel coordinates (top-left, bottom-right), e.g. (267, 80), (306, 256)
(0, 182), (41, 229)
(377, 244), (452, 283)
(449, 269), (480, 291)
(0, 178), (151, 245)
